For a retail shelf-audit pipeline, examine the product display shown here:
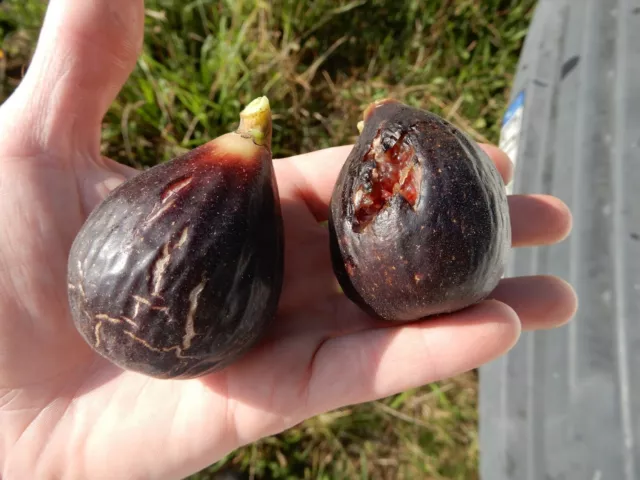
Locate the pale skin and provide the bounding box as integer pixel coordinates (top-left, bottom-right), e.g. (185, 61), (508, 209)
(0, 1), (578, 478)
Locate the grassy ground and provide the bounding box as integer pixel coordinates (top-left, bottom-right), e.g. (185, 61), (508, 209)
(1, 1), (535, 478)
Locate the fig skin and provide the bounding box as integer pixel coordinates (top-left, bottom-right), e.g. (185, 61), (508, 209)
(67, 97), (284, 379)
(329, 99), (511, 322)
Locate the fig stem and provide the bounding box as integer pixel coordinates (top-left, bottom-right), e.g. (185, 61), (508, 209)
(238, 96), (272, 150)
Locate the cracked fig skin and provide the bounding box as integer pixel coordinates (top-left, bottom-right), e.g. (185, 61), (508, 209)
(67, 97), (284, 379)
(329, 99), (511, 322)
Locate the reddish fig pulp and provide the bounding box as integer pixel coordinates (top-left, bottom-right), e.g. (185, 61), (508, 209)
(67, 97), (284, 379)
(329, 99), (511, 321)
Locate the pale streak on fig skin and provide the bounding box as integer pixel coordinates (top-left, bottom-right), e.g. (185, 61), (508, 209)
(95, 313), (137, 330)
(123, 331), (192, 359)
(72, 261), (93, 325)
(76, 261), (86, 298)
(150, 227), (190, 297)
(145, 198), (177, 225)
(95, 313), (124, 325)
(133, 295), (151, 305)
(176, 226), (189, 248)
(131, 295), (151, 318)
(132, 301), (140, 319)
(131, 298), (169, 321)
(183, 278), (206, 350)
(145, 177), (193, 225)
(161, 176), (194, 202)
(93, 302), (195, 359)
(121, 316), (137, 327)
(151, 244), (171, 296)
(94, 322), (103, 348)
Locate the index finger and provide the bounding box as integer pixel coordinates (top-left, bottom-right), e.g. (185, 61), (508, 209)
(278, 143), (514, 222)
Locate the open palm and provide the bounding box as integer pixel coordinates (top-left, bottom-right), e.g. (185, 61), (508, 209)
(0, 1), (577, 479)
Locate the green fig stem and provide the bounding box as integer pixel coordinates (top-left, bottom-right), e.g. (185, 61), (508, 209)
(238, 96), (272, 150)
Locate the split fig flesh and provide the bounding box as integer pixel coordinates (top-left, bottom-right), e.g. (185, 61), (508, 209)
(67, 97), (284, 379)
(329, 99), (511, 322)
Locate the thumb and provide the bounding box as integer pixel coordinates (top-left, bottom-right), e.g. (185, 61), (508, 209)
(1, 0), (144, 159)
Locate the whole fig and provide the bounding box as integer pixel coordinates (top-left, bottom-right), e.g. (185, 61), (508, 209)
(67, 97), (284, 379)
(329, 99), (511, 322)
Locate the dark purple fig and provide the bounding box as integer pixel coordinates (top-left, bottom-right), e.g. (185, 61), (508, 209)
(67, 97), (284, 379)
(328, 99), (511, 322)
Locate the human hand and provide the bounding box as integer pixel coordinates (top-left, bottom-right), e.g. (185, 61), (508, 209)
(0, 0), (577, 478)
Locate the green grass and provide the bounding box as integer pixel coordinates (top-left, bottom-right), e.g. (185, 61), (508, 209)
(1, 0), (535, 478)
(200, 373), (481, 480)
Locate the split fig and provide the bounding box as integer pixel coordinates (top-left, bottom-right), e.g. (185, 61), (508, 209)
(67, 97), (284, 379)
(329, 99), (511, 322)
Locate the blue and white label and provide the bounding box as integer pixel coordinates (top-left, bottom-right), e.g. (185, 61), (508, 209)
(499, 90), (525, 195)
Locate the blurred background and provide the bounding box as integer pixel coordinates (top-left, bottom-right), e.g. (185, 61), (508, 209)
(0, 1), (535, 478)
